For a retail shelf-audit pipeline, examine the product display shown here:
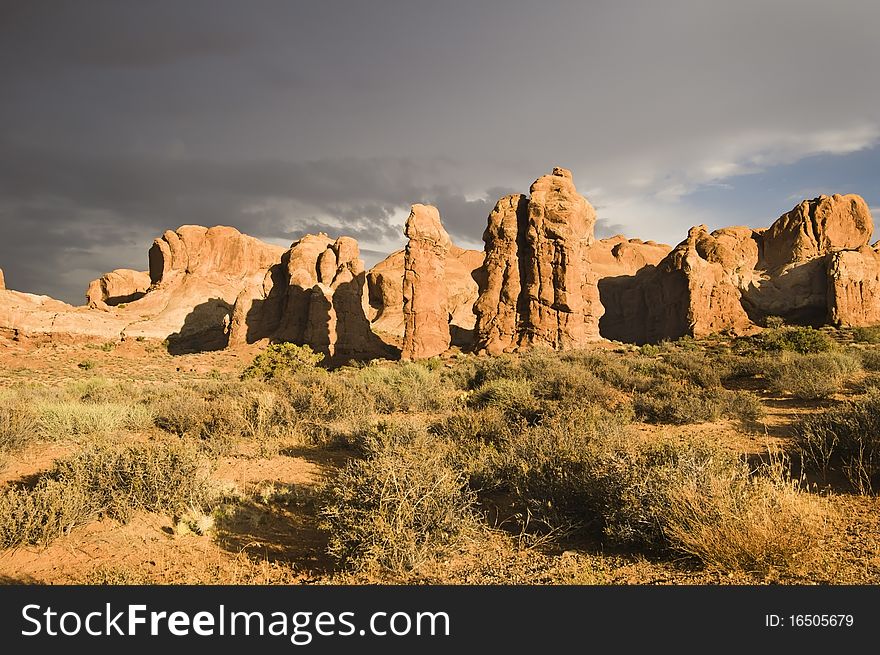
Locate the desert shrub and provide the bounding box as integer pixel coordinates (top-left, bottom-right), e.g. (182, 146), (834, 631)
(852, 326), (880, 344)
(766, 352), (861, 400)
(151, 382), (300, 454)
(0, 480), (93, 548)
(273, 370), (372, 421)
(241, 343), (324, 381)
(717, 353), (775, 381)
(495, 426), (826, 572)
(151, 387), (211, 437)
(660, 351), (722, 389)
(854, 347), (880, 372)
(854, 371), (880, 394)
(36, 400), (153, 438)
(320, 429), (477, 573)
(532, 367), (619, 407)
(633, 384), (762, 424)
(64, 377), (144, 405)
(493, 407), (631, 532)
(430, 407), (511, 446)
(796, 391), (880, 493)
(468, 378), (539, 421)
(51, 442), (210, 521)
(755, 326), (835, 354)
(352, 362), (454, 414)
(0, 442), (211, 548)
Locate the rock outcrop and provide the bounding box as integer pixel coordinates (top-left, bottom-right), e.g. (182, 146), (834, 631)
(0, 268), (4, 291)
(475, 168), (611, 353)
(0, 225), (286, 350)
(229, 233), (386, 359)
(827, 245), (880, 327)
(601, 194), (875, 343)
(368, 245), (485, 350)
(520, 167), (601, 347)
(599, 226), (752, 343)
(86, 269), (151, 308)
(401, 204), (452, 360)
(3, 179), (878, 354)
(473, 194), (528, 355)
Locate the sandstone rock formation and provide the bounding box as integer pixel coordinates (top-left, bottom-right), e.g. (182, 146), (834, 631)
(599, 226), (752, 343)
(828, 245), (880, 327)
(367, 245), (485, 349)
(0, 268), (4, 291)
(401, 204), (452, 360)
(86, 269), (151, 308)
(3, 178), (877, 354)
(600, 194), (875, 343)
(521, 167), (601, 347)
(475, 168), (614, 353)
(473, 194), (528, 355)
(229, 233), (386, 359)
(0, 225), (286, 350)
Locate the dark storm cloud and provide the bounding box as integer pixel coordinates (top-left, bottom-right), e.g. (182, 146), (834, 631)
(1, 1), (880, 302)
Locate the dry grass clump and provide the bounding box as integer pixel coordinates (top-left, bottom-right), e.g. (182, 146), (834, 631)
(36, 400), (153, 439)
(320, 426), (478, 574)
(796, 390), (880, 494)
(0, 393), (39, 456)
(661, 453), (829, 574)
(149, 381), (299, 454)
(766, 351), (861, 400)
(0, 441), (211, 548)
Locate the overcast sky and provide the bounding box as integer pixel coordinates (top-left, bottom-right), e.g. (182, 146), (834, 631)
(2, 0), (879, 304)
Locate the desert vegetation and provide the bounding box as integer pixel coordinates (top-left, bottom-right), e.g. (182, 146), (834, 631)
(0, 327), (879, 585)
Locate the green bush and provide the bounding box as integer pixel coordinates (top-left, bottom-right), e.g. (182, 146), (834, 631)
(756, 326), (835, 354)
(795, 390), (880, 493)
(633, 384), (763, 424)
(852, 326), (880, 344)
(241, 343), (324, 381)
(352, 362), (454, 414)
(468, 378), (539, 421)
(320, 429), (477, 573)
(766, 352), (861, 400)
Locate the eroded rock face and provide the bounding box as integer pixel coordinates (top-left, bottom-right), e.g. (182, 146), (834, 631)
(0, 268), (4, 291)
(0, 225), (286, 350)
(86, 269), (151, 308)
(229, 234), (385, 359)
(828, 245), (880, 327)
(368, 246), (484, 350)
(760, 194), (872, 269)
(473, 194), (528, 355)
(402, 204), (451, 360)
(520, 167), (601, 347)
(601, 194), (876, 343)
(475, 168), (606, 352)
(599, 226), (751, 344)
